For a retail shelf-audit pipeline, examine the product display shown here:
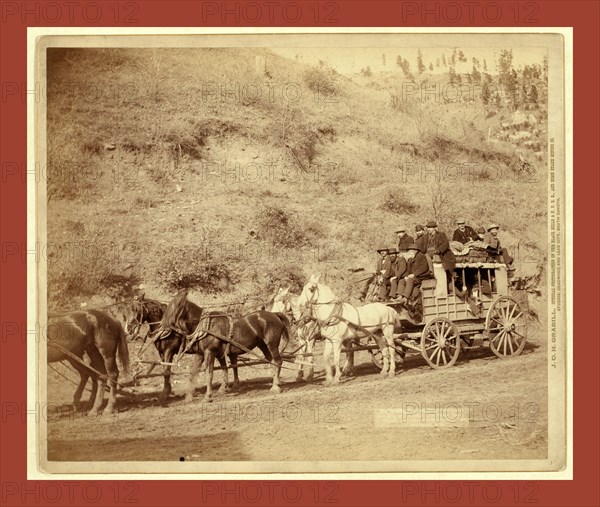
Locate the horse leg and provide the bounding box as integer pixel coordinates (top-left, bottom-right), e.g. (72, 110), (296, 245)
(67, 358), (90, 412)
(267, 342), (283, 394)
(217, 354), (229, 395)
(341, 339), (355, 377)
(385, 324), (397, 378)
(203, 350), (215, 403)
(378, 333), (391, 377)
(159, 347), (175, 402)
(230, 355), (240, 391)
(322, 339), (334, 386)
(87, 348), (106, 417)
(332, 337), (343, 385)
(294, 342), (305, 383)
(103, 354), (119, 415)
(306, 337), (315, 382)
(185, 354), (203, 403)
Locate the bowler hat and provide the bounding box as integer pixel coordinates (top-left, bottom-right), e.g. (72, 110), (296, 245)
(456, 218), (466, 224)
(395, 227), (406, 233)
(426, 220), (437, 228)
(476, 226), (486, 234)
(487, 223), (500, 231)
(388, 247), (399, 254)
(376, 246), (389, 253)
(415, 224), (424, 232)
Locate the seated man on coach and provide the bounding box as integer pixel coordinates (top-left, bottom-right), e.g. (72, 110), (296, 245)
(360, 246), (389, 301)
(425, 220), (456, 287)
(452, 218), (479, 245)
(395, 243), (431, 305)
(378, 247), (399, 301)
(484, 224), (516, 273)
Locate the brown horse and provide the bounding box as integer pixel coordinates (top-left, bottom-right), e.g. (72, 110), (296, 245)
(47, 309), (130, 416)
(122, 294), (166, 341)
(155, 290), (291, 402)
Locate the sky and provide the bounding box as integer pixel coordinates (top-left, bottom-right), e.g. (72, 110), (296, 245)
(271, 47), (547, 75)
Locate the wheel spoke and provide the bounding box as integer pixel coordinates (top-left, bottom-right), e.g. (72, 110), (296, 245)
(441, 349), (448, 365)
(435, 348), (442, 366)
(443, 325), (453, 339)
(510, 329), (526, 340)
(509, 312), (524, 326)
(507, 302), (517, 322)
(507, 333), (514, 354)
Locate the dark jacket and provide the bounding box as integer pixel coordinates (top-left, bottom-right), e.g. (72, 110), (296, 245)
(427, 231), (456, 271)
(381, 255), (399, 279)
(392, 256), (408, 279)
(415, 234), (428, 254)
(408, 252), (431, 282)
(397, 234), (414, 251)
(452, 226), (478, 244)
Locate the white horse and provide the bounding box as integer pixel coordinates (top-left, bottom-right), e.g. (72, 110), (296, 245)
(271, 287), (319, 382)
(297, 275), (401, 385)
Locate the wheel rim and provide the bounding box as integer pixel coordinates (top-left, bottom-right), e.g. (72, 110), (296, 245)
(486, 296), (528, 358)
(421, 318), (460, 369)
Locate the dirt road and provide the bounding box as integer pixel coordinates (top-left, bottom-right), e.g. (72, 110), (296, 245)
(46, 332), (547, 465)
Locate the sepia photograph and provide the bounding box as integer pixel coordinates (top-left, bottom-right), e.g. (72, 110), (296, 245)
(31, 30), (569, 475)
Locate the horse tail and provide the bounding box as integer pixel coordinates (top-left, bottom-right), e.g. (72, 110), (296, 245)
(274, 312), (291, 352)
(117, 323), (130, 375)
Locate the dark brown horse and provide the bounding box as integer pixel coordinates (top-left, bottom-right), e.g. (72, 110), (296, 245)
(122, 294), (166, 341)
(47, 309), (130, 416)
(155, 291), (291, 402)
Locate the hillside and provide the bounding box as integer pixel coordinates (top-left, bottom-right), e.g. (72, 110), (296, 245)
(46, 48), (547, 311)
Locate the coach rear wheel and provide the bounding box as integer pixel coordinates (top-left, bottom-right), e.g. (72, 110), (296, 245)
(421, 317), (460, 369)
(368, 337), (405, 370)
(486, 296), (528, 358)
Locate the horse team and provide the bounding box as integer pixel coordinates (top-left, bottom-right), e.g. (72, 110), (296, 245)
(48, 274), (403, 415)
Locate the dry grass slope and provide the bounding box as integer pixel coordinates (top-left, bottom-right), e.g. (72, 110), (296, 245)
(47, 48), (547, 310)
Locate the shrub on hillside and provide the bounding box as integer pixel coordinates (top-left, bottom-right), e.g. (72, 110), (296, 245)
(255, 205), (309, 248)
(380, 189), (418, 215)
(261, 265), (306, 295)
(303, 66), (339, 97)
(159, 252), (235, 294)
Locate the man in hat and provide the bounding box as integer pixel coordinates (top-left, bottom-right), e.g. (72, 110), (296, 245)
(378, 247), (400, 301)
(425, 220), (456, 286)
(396, 243), (431, 304)
(395, 226), (414, 252)
(484, 224), (514, 269)
(389, 247), (409, 299)
(414, 224), (428, 254)
(452, 218), (478, 244)
(360, 246), (389, 301)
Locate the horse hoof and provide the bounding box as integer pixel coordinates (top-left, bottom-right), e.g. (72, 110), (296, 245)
(270, 385), (282, 394)
(202, 396), (213, 403)
(379, 370), (388, 377)
(295, 373), (304, 383)
(87, 409), (101, 418)
(184, 393), (194, 403)
(387, 371), (396, 378)
(217, 387), (229, 395)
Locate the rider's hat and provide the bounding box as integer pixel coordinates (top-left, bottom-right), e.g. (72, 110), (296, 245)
(456, 218), (466, 224)
(406, 243), (420, 252)
(426, 220), (437, 228)
(388, 247), (399, 254)
(487, 223), (500, 231)
(415, 224), (424, 231)
(376, 246), (389, 253)
(394, 226), (406, 233)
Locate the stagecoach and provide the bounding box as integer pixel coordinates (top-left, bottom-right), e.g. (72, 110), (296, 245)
(367, 255), (530, 370)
